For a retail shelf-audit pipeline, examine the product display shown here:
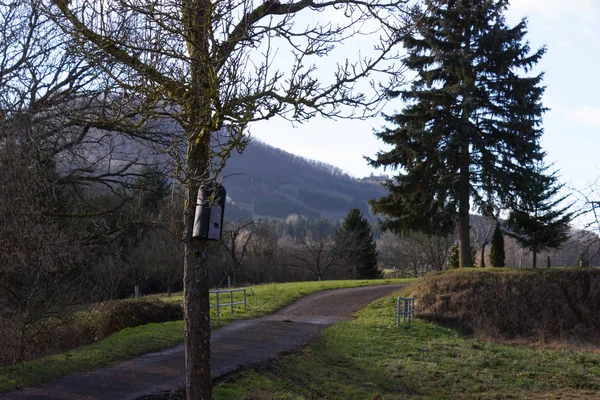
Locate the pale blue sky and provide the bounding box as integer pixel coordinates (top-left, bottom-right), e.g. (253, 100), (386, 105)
(251, 0), (600, 196)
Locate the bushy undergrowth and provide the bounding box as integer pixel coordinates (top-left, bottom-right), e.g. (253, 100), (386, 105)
(0, 298), (183, 367)
(412, 268), (600, 343)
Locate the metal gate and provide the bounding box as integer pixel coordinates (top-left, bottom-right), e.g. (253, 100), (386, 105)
(397, 297), (415, 326)
(210, 288), (247, 318)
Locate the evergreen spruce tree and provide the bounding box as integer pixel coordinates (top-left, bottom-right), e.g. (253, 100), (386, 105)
(506, 166), (573, 268)
(368, 0), (546, 268)
(447, 244), (459, 269)
(489, 223), (505, 268)
(335, 208), (380, 279)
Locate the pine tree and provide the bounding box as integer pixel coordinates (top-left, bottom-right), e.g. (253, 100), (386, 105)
(489, 223), (505, 268)
(506, 167), (573, 268)
(334, 209), (380, 279)
(368, 0), (546, 268)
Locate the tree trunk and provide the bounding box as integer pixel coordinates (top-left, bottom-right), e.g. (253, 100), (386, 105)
(480, 242), (487, 268)
(458, 142), (472, 268)
(183, 184), (212, 400)
(458, 20), (473, 269)
(15, 323), (27, 364)
(182, 0), (215, 396)
(532, 251), (537, 268)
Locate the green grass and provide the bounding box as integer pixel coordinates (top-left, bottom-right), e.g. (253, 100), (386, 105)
(159, 279), (413, 322)
(0, 278), (412, 393)
(214, 290), (600, 400)
(0, 321), (185, 393)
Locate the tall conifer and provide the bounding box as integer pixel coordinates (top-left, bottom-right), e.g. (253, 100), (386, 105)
(369, 0), (547, 267)
(489, 223), (505, 268)
(506, 166), (573, 268)
(334, 209), (380, 279)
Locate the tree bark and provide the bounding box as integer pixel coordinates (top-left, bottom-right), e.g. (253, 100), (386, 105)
(182, 127), (213, 400)
(532, 251), (537, 269)
(480, 242), (487, 268)
(458, 140), (472, 268)
(182, 0), (215, 396)
(183, 176), (212, 400)
(458, 16), (473, 269)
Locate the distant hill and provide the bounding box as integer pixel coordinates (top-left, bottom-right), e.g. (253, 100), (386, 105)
(221, 140), (386, 220)
(68, 120), (386, 220)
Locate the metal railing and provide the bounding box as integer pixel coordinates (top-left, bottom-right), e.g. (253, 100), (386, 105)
(210, 288), (247, 318)
(397, 297), (415, 326)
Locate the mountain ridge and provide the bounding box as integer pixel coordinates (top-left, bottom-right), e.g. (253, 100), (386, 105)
(221, 139), (386, 220)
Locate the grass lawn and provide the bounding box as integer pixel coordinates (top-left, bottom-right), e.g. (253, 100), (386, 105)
(214, 289), (600, 400)
(0, 278), (412, 393)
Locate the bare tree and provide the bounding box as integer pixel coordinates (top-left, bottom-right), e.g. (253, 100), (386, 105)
(471, 215), (497, 268)
(1, 0), (175, 236)
(287, 232), (341, 281)
(49, 0), (411, 396)
(377, 231), (403, 270)
(220, 220), (254, 287)
(417, 233), (454, 272)
(88, 244), (131, 300)
(377, 231), (424, 277)
(0, 146), (85, 364)
(245, 222), (280, 282)
(131, 229), (184, 296)
(0, 0), (190, 366)
(377, 231), (453, 277)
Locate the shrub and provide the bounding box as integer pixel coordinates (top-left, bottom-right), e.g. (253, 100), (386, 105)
(0, 297), (183, 367)
(489, 224), (505, 268)
(447, 244), (476, 269)
(97, 299), (183, 334)
(412, 269), (600, 343)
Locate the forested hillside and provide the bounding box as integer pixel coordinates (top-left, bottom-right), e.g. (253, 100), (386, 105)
(222, 140), (386, 220)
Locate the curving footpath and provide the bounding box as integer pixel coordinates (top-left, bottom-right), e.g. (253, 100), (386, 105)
(1, 284), (405, 400)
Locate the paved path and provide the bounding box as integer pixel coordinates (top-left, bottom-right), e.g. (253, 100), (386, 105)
(2, 284), (405, 400)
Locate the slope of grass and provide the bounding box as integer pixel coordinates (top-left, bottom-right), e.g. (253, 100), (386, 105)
(214, 290), (600, 399)
(0, 278), (412, 393)
(412, 268), (600, 342)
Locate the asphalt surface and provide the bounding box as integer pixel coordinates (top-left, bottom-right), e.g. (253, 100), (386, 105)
(1, 284), (405, 400)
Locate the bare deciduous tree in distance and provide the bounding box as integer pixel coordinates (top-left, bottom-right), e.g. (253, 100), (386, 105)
(48, 0), (412, 397)
(220, 221), (254, 287)
(288, 231), (340, 281)
(377, 231), (454, 277)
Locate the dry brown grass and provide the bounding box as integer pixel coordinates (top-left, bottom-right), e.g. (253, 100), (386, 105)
(412, 268), (600, 345)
